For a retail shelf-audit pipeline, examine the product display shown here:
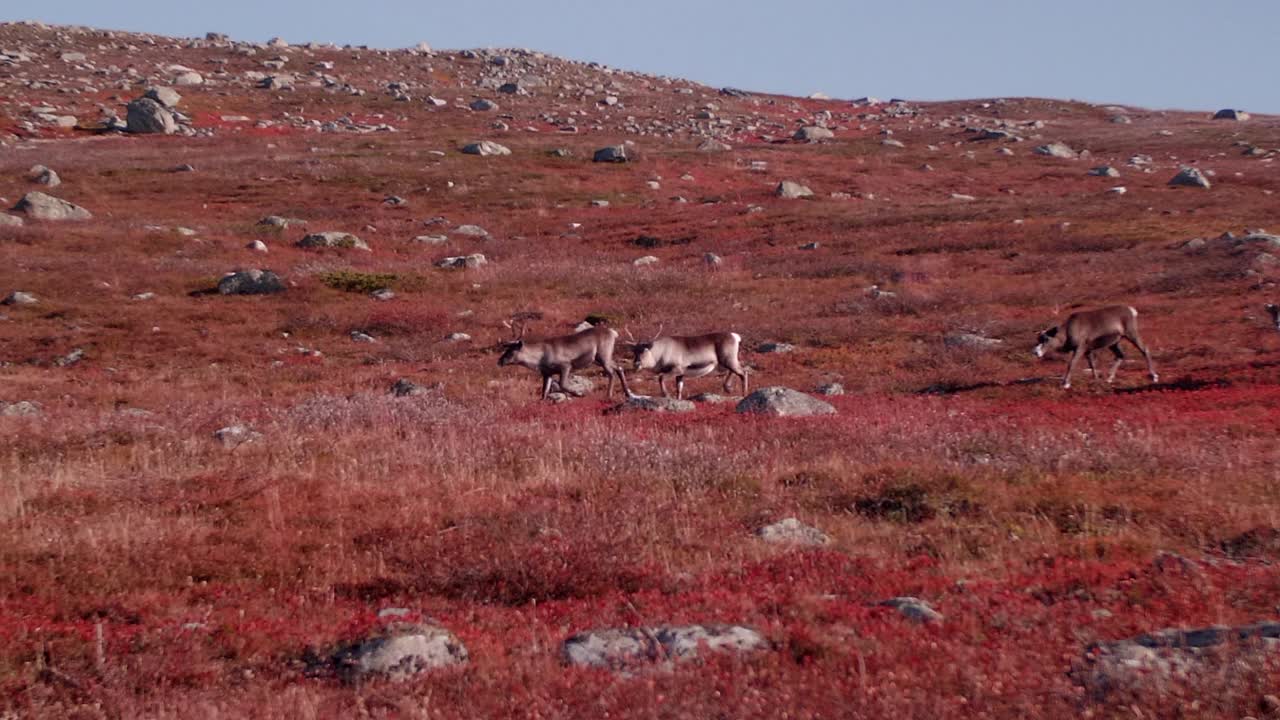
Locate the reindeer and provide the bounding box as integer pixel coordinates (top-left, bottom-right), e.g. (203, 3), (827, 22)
(1267, 304), (1280, 332)
(497, 317), (632, 400)
(627, 326), (749, 399)
(1033, 305), (1158, 389)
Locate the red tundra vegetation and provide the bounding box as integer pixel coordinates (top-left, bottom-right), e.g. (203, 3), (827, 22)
(2, 20), (1280, 719)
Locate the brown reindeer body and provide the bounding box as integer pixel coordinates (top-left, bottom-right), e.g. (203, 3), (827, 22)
(1034, 305), (1158, 389)
(498, 325), (632, 399)
(630, 332), (748, 399)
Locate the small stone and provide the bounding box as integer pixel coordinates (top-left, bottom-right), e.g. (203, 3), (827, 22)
(756, 342), (794, 354)
(469, 98), (497, 112)
(390, 378), (427, 397)
(562, 625), (767, 670)
(332, 623), (467, 684)
(633, 256), (659, 266)
(1169, 167), (1211, 189)
(1089, 166), (1120, 177)
(736, 387), (836, 417)
(297, 232), (370, 251)
(1213, 108), (1250, 121)
(1033, 142), (1077, 159)
(815, 383), (844, 396)
(775, 181), (814, 199)
(2, 291), (38, 306)
(461, 140), (511, 156)
(878, 597), (943, 624)
(445, 332), (471, 342)
(350, 331), (377, 343)
(217, 269), (284, 295)
(372, 289), (396, 301)
(246, 240), (269, 253)
(593, 145), (629, 163)
(54, 349), (84, 367)
(436, 254), (487, 269)
(214, 425), (260, 449)
(0, 400), (42, 417)
(27, 165), (60, 187)
(793, 125), (833, 142)
(607, 396), (696, 414)
(144, 86), (182, 108)
(704, 252), (723, 266)
(755, 518), (831, 546)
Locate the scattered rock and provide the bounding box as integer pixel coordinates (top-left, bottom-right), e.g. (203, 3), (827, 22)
(55, 349), (85, 368)
(0, 400), (42, 417)
(697, 138), (731, 152)
(469, 99), (497, 112)
(258, 215), (305, 229)
(452, 224), (491, 239)
(943, 332), (1004, 350)
(704, 252), (723, 266)
(1213, 108), (1249, 121)
(633, 255), (659, 266)
(562, 625), (767, 670)
(2, 291), (38, 306)
(1169, 166), (1211, 189)
(736, 387), (837, 417)
(593, 145), (629, 163)
(461, 141), (511, 156)
(1033, 142), (1077, 159)
(332, 623), (468, 684)
(436, 254), (487, 269)
(390, 378), (429, 397)
(213, 424), (260, 449)
(1088, 166), (1120, 177)
(775, 181), (814, 199)
(815, 383), (844, 396)
(756, 342), (794, 354)
(298, 232), (370, 251)
(688, 393), (737, 404)
(144, 86), (182, 108)
(27, 165), (60, 187)
(217, 269), (284, 295)
(373, 289), (396, 301)
(607, 396), (696, 414)
(879, 597), (944, 624)
(0, 214), (23, 228)
(548, 375), (594, 397)
(126, 97), (176, 134)
(13, 192), (91, 221)
(246, 240), (269, 253)
(793, 126), (833, 142)
(755, 518), (831, 546)
(350, 331), (377, 343)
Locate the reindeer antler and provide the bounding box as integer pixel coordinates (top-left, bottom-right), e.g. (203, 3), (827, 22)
(651, 323), (665, 343)
(502, 317), (527, 342)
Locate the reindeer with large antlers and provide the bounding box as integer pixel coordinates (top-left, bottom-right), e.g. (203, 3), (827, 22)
(497, 316), (633, 400)
(626, 325), (749, 399)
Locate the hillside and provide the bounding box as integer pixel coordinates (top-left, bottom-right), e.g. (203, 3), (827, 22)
(3, 20), (1280, 719)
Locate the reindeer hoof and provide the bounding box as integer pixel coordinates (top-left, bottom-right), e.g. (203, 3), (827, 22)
(1150, 374), (1160, 384)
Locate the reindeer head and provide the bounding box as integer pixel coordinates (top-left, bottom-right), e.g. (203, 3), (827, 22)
(1033, 325), (1064, 358)
(497, 318), (531, 367)
(1268, 304), (1280, 331)
(625, 325), (663, 370)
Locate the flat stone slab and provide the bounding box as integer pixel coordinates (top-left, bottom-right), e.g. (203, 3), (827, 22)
(563, 624), (768, 670)
(755, 518), (830, 546)
(736, 387), (836, 417)
(332, 622), (468, 683)
(607, 396), (695, 414)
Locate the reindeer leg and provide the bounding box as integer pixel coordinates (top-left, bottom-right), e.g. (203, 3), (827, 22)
(1128, 335), (1158, 383)
(616, 366), (633, 399)
(541, 373), (553, 400)
(1087, 351), (1098, 380)
(1063, 349), (1084, 390)
(558, 365), (573, 397)
(676, 375), (685, 400)
(1106, 344), (1125, 384)
(657, 375), (670, 398)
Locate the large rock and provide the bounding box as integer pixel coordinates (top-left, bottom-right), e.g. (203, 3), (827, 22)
(0, 214), (23, 228)
(593, 145), (629, 163)
(126, 97), (176, 134)
(461, 141), (511, 156)
(606, 396), (696, 414)
(332, 623), (467, 684)
(793, 125), (834, 142)
(563, 625), (768, 670)
(1076, 621), (1280, 698)
(27, 165), (60, 187)
(1213, 108), (1249, 121)
(1033, 142), (1077, 159)
(297, 232), (370, 251)
(755, 518), (830, 546)
(736, 387), (836, 417)
(436, 254), (487, 269)
(12, 192), (91, 221)
(1169, 166), (1211, 188)
(144, 86), (182, 108)
(217, 269), (284, 295)
(879, 597), (944, 624)
(775, 181), (814, 199)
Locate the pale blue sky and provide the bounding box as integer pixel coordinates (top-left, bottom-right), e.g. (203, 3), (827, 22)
(10, 1), (1277, 113)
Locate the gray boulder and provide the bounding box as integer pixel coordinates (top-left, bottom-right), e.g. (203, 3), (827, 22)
(775, 181), (814, 199)
(755, 518), (831, 546)
(1033, 142), (1077, 159)
(217, 269), (284, 295)
(607, 396), (696, 414)
(793, 125), (834, 142)
(213, 424), (260, 449)
(0, 400), (42, 417)
(563, 625), (767, 670)
(1213, 108), (1249, 121)
(144, 86), (182, 108)
(0, 214), (23, 228)
(1169, 167), (1211, 189)
(550, 375), (594, 398)
(756, 342), (794, 354)
(297, 232), (370, 251)
(461, 141), (511, 156)
(27, 165), (60, 187)
(593, 145), (629, 163)
(436, 254), (487, 269)
(126, 98), (176, 134)
(879, 597), (944, 624)
(815, 382), (845, 396)
(2, 291), (38, 306)
(332, 623), (468, 684)
(1088, 166), (1120, 177)
(736, 387), (836, 417)
(13, 192), (91, 221)
(469, 98), (497, 112)
(452, 224), (491, 238)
